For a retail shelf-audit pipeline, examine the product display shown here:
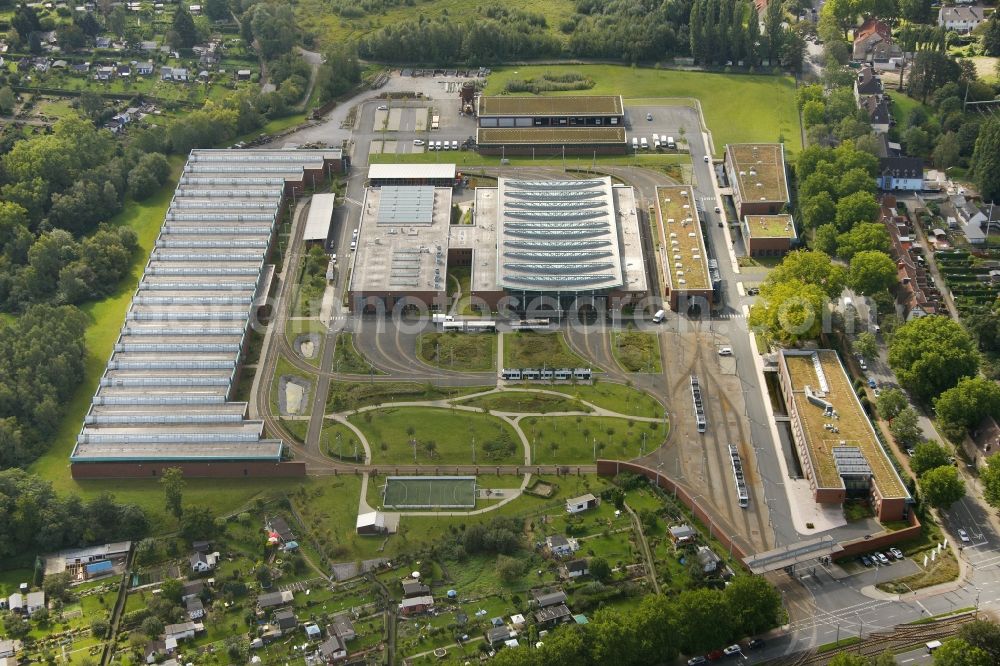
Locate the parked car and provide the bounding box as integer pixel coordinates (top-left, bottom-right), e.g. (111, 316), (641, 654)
(646, 112), (653, 121)
(958, 528), (971, 543)
(723, 645), (742, 656)
(706, 650), (724, 661)
(718, 347), (733, 356)
(714, 206), (722, 213)
(748, 639), (766, 650)
(413, 139), (425, 146)
(687, 658), (707, 666)
(873, 388), (881, 397)
(868, 378), (877, 388)
(875, 552), (890, 565)
(860, 555), (873, 567)
(890, 548), (904, 560)
(704, 155), (711, 162)
(377, 104), (388, 110)
(746, 287), (760, 295)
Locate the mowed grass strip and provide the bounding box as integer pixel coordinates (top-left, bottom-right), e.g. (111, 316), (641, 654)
(418, 331), (496, 371)
(503, 332), (586, 368)
(612, 330), (663, 373)
(350, 407), (522, 466)
(523, 415), (665, 464)
(482, 65), (801, 154)
(326, 381), (488, 412)
(460, 391), (592, 414)
(522, 381), (665, 418)
(332, 332), (381, 374)
(320, 421), (365, 462)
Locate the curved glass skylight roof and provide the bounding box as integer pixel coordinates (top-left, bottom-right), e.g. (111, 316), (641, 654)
(505, 190), (605, 201)
(503, 251), (614, 261)
(504, 239), (612, 249)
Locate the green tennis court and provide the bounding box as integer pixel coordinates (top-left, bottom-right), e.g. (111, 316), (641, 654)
(382, 476), (477, 509)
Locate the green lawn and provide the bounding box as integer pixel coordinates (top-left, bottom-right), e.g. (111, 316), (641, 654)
(482, 65), (802, 154)
(418, 331), (496, 371)
(332, 332), (381, 374)
(327, 380), (490, 412)
(349, 407), (522, 465)
(458, 391), (592, 414)
(503, 331), (586, 368)
(612, 330), (663, 373)
(320, 421), (366, 462)
(270, 355), (316, 417)
(514, 381), (665, 418)
(28, 158), (185, 490)
(523, 415), (664, 464)
(285, 318), (328, 368)
(887, 91), (931, 129)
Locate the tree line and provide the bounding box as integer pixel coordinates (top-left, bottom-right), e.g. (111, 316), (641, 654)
(0, 468), (148, 560)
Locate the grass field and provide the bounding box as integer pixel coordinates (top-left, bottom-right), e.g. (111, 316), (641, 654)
(349, 407), (522, 465)
(326, 380), (488, 412)
(418, 331), (496, 371)
(887, 91), (931, 130)
(28, 158), (184, 491)
(965, 56), (999, 83)
(482, 65), (801, 154)
(459, 391), (592, 414)
(503, 331), (586, 368)
(523, 415), (664, 464)
(332, 332), (381, 375)
(612, 330), (663, 373)
(285, 318), (327, 367)
(297, 0), (576, 47)
(320, 422), (365, 462)
(520, 381), (666, 418)
(270, 356), (316, 417)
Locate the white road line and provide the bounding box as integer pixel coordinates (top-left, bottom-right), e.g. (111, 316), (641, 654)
(901, 659), (914, 663)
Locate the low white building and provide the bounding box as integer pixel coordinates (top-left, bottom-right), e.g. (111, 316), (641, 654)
(565, 493), (599, 514)
(545, 535), (580, 557)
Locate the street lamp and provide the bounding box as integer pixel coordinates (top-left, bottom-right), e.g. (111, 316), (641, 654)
(856, 611), (864, 650)
(975, 587), (982, 618)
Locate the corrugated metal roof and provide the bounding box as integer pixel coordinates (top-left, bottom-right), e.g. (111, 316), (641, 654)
(304, 193), (335, 241)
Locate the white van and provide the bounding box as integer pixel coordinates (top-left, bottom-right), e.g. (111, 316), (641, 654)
(452, 140), (459, 150)
(652, 309), (666, 323)
(640, 137), (649, 150)
(632, 137), (638, 150)
(652, 133), (659, 144)
(666, 136), (676, 149)
(653, 139), (661, 150)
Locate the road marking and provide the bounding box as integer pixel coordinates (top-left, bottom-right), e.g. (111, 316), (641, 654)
(901, 658), (914, 663)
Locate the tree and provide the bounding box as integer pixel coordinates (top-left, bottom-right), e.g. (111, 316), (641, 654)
(495, 554), (525, 583)
(43, 572), (73, 601)
(160, 467), (185, 520)
(90, 617), (110, 639)
(589, 557), (612, 582)
(933, 131), (961, 169)
(204, 0), (230, 21)
(0, 87), (15, 115)
(973, 117), (1000, 202)
(903, 126), (932, 158)
(909, 50), (962, 104)
(766, 250), (847, 299)
(801, 192), (837, 230)
(959, 619), (1000, 662)
(170, 8), (198, 49)
(920, 465), (966, 509)
(673, 588), (734, 654)
(159, 578), (183, 604)
(749, 279), (828, 345)
(934, 377), (1000, 440)
(854, 332), (878, 360)
(982, 456), (1000, 508)
(180, 505), (217, 541)
(888, 316), (979, 402)
(814, 224), (840, 255)
(723, 575), (784, 636)
(931, 639), (992, 666)
(890, 407), (923, 448)
(803, 100), (827, 127)
(835, 192), (880, 232)
(911, 441), (952, 476)
(255, 564), (272, 588)
(848, 251), (897, 294)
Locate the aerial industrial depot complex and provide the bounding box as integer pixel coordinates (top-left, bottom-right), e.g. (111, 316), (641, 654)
(70, 149), (344, 479)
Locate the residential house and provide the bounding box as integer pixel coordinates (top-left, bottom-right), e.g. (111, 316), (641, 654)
(237, 69), (252, 81)
(533, 590), (568, 608)
(565, 493), (599, 514)
(71, 62), (89, 74)
(0, 639), (21, 659)
(24, 591), (45, 617)
(316, 633), (347, 663)
(485, 626), (513, 648)
(95, 66), (114, 81)
(561, 558), (590, 579)
(274, 608), (298, 635)
(534, 603), (572, 628)
(869, 40), (905, 72)
(117, 64), (130, 77)
(189, 551), (218, 573)
(164, 621), (204, 653)
(967, 203), (1000, 235)
(267, 516), (295, 543)
(257, 590), (294, 611)
(171, 68), (189, 82)
(851, 19), (891, 62)
(185, 597), (204, 620)
(668, 524), (697, 545)
(854, 65), (884, 101)
(95, 36), (111, 48)
(398, 595), (434, 616)
(878, 156), (924, 192)
(861, 94), (892, 133)
(330, 613), (356, 642)
(545, 535), (580, 557)
(6, 594), (22, 614)
(879, 196), (940, 318)
(401, 580), (430, 598)
(696, 546), (722, 574)
(180, 580), (204, 602)
(189, 4), (201, 14)
(136, 61), (154, 75)
(938, 6), (983, 33)
(305, 623), (322, 641)
(143, 639), (166, 664)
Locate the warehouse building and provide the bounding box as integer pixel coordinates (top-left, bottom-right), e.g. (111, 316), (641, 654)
(476, 96), (628, 155)
(348, 174), (647, 314)
(70, 149), (343, 479)
(368, 163), (458, 187)
(740, 214), (797, 257)
(778, 349), (911, 521)
(656, 186), (715, 311)
(724, 143), (790, 219)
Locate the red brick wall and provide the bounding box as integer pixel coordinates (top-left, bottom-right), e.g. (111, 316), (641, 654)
(837, 511), (922, 558)
(71, 461), (307, 479)
(746, 237), (793, 257)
